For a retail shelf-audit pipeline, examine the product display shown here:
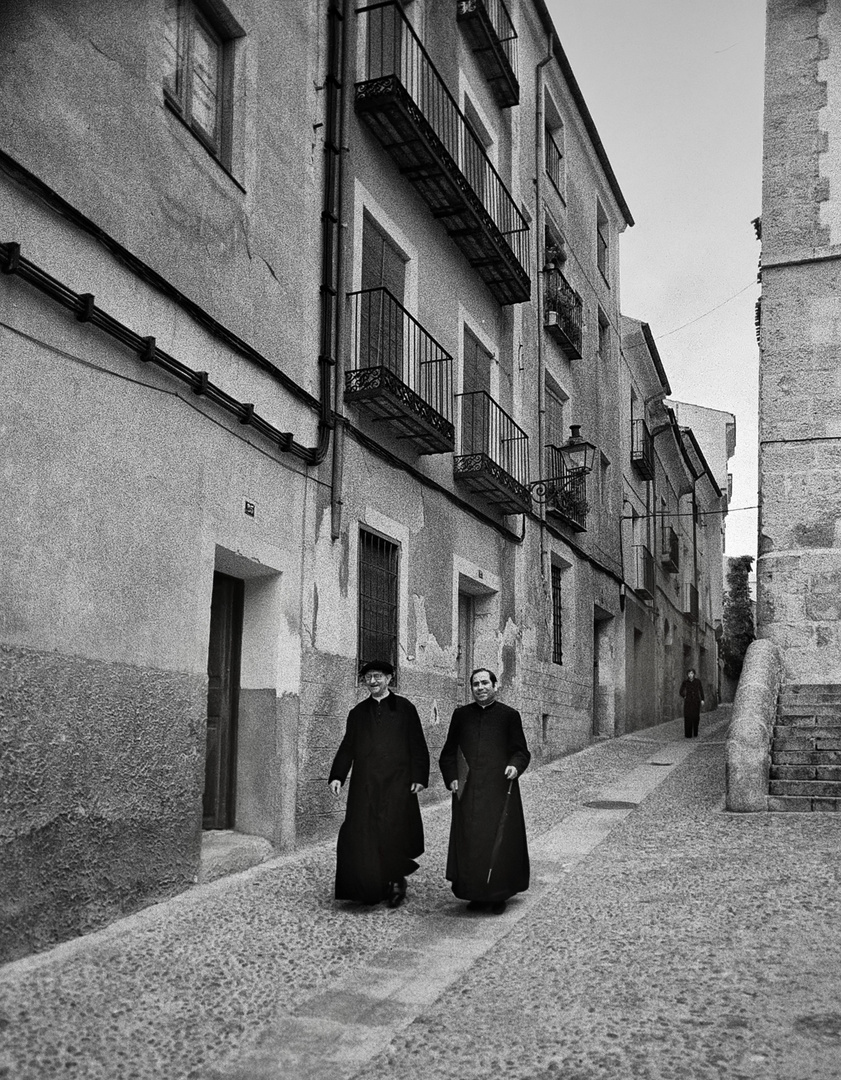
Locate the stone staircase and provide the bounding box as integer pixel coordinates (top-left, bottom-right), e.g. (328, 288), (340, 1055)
(768, 685), (841, 811)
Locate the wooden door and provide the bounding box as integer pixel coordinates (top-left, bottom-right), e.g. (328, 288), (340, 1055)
(203, 572), (244, 830)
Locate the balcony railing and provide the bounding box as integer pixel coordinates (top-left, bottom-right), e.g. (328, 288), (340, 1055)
(345, 288), (455, 454)
(543, 267), (582, 360)
(660, 523), (679, 574)
(683, 582), (699, 622)
(631, 418), (655, 480)
(355, 2), (530, 305)
(544, 445), (587, 531)
(454, 391), (531, 514)
(545, 129), (563, 194)
(456, 0), (519, 108)
(634, 545), (656, 601)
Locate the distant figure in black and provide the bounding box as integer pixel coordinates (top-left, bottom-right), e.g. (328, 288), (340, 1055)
(679, 668), (705, 739)
(329, 660), (430, 908)
(439, 668), (530, 915)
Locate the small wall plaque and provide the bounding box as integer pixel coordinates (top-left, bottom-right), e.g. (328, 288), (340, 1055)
(244, 500), (255, 518)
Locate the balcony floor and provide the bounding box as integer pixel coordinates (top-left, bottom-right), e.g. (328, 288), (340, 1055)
(355, 77), (530, 306)
(453, 452), (531, 514)
(345, 367), (455, 454)
(456, 0), (519, 108)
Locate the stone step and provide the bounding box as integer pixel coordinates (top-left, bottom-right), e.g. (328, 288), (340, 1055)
(772, 749), (841, 766)
(770, 765), (841, 782)
(780, 686), (841, 705)
(767, 795), (841, 813)
(774, 723), (841, 738)
(768, 779), (841, 798)
(776, 707), (841, 723)
(772, 734), (841, 751)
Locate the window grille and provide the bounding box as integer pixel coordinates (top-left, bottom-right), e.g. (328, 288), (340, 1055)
(551, 563), (563, 665)
(358, 529), (399, 670)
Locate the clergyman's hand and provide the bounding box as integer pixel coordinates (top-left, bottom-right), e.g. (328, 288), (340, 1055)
(329, 780), (342, 796)
(410, 783), (425, 794)
(449, 780), (458, 793)
(504, 766), (518, 780)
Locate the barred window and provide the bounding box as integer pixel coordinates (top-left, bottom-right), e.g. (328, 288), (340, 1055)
(358, 529), (399, 670)
(551, 563), (563, 665)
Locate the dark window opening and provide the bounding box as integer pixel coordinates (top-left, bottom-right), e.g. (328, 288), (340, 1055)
(551, 563), (563, 665)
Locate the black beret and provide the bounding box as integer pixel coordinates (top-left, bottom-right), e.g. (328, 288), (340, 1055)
(359, 659), (395, 677)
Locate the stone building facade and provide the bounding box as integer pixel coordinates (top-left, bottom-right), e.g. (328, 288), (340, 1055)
(620, 320), (731, 730)
(1, 0), (732, 961)
(757, 0), (841, 682)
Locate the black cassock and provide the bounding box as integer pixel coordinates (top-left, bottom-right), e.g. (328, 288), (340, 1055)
(329, 692), (430, 903)
(439, 700), (531, 903)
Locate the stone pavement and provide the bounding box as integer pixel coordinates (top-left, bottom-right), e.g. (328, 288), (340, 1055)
(2, 708), (841, 1080)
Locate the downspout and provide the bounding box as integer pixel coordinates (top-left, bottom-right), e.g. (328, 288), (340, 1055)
(535, 32), (554, 581)
(313, 0), (350, 469)
(330, 0), (354, 538)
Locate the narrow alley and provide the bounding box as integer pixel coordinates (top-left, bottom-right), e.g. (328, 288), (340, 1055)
(2, 709), (840, 1080)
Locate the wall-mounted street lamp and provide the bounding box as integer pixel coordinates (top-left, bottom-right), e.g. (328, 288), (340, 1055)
(529, 426), (597, 532)
(556, 424), (597, 474)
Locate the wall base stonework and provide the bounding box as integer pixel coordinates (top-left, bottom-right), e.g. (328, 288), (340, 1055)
(725, 639), (785, 812)
(0, 644), (206, 962)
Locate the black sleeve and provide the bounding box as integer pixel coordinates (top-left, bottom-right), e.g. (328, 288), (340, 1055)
(406, 701), (431, 786)
(328, 710), (356, 784)
(438, 711), (461, 788)
(507, 709), (531, 776)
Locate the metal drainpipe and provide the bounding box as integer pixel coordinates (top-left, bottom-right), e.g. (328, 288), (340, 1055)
(330, 0), (353, 539)
(312, 0), (349, 468)
(535, 32), (554, 581)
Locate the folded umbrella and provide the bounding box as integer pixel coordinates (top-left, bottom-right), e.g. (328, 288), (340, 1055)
(486, 779), (513, 885)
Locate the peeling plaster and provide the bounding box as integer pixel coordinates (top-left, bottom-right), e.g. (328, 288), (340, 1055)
(308, 509), (355, 659)
(412, 593), (457, 672)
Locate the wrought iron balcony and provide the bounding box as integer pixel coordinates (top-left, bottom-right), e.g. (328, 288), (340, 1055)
(543, 446), (587, 531)
(355, 2), (530, 306)
(543, 267), (582, 359)
(454, 391), (531, 514)
(631, 418), (655, 480)
(683, 582), (699, 622)
(456, 0), (519, 108)
(660, 524), (679, 573)
(345, 288), (455, 454)
(634, 545), (656, 601)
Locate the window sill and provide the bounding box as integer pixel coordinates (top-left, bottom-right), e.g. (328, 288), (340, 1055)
(164, 96), (246, 195)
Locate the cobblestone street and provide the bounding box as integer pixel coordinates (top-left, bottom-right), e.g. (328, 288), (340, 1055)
(2, 708), (841, 1080)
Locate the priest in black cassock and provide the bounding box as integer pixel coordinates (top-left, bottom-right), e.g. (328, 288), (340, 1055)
(329, 660), (430, 908)
(439, 668), (530, 914)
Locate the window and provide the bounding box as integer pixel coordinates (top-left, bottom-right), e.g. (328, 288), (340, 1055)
(545, 384), (566, 475)
(360, 213), (407, 373)
(596, 202), (609, 281)
(597, 309), (610, 359)
(545, 123), (564, 195)
(164, 0), (241, 164)
(358, 530), (399, 670)
(462, 98), (491, 202)
(551, 563), (563, 664)
(461, 326), (493, 454)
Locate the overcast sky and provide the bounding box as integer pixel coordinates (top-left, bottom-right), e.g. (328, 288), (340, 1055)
(547, 0), (765, 560)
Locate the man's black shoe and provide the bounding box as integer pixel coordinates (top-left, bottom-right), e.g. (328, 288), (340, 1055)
(489, 901), (507, 915)
(387, 878), (407, 908)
